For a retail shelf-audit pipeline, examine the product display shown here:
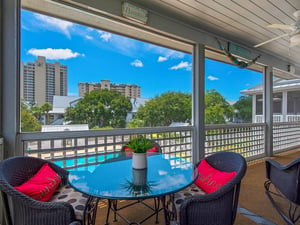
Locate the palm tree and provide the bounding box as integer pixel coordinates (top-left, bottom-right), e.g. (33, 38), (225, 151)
(41, 102), (52, 125)
(31, 106), (43, 124)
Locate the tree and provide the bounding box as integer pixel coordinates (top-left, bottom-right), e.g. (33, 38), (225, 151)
(205, 90), (233, 124)
(31, 106), (43, 123)
(41, 102), (52, 125)
(21, 102), (41, 132)
(135, 91), (191, 127)
(65, 90), (132, 128)
(127, 119), (145, 128)
(233, 95), (252, 123)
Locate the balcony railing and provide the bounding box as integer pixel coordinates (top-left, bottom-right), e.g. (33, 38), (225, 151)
(273, 122), (300, 152)
(19, 122), (300, 169)
(20, 126), (194, 170)
(205, 123), (265, 161)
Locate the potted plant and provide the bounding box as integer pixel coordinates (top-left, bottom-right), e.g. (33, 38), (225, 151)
(125, 135), (152, 169)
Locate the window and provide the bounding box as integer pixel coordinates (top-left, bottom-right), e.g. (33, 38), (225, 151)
(288, 91), (300, 114)
(256, 95), (263, 115)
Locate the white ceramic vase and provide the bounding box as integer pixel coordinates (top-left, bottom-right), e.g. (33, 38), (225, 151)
(132, 152), (147, 169)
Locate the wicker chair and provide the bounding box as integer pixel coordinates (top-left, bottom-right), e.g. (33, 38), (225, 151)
(0, 156), (97, 225)
(174, 152), (247, 225)
(264, 157), (300, 225)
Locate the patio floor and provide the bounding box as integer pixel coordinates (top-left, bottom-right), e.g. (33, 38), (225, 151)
(93, 149), (300, 225)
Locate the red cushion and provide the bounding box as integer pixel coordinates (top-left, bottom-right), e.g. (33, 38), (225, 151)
(124, 146), (159, 157)
(194, 159), (236, 194)
(14, 163), (62, 201)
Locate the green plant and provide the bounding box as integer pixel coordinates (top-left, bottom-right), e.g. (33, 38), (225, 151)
(125, 135), (152, 153)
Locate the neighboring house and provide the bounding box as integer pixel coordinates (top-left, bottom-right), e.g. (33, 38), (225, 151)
(169, 122), (189, 126)
(126, 98), (151, 123)
(41, 124), (89, 132)
(49, 96), (81, 124)
(241, 78), (300, 123)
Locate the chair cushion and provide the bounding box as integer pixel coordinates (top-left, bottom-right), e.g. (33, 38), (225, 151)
(14, 163), (62, 201)
(49, 185), (89, 221)
(174, 184), (206, 218)
(195, 159), (236, 193)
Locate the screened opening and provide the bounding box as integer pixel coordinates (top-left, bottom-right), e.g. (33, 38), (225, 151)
(20, 7), (193, 132)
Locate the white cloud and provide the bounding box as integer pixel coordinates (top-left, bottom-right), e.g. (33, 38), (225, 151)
(158, 56), (167, 62)
(85, 35), (93, 40)
(34, 14), (73, 38)
(27, 48), (84, 60)
(131, 59), (143, 67)
(98, 31), (112, 41)
(170, 61), (192, 71)
(207, 75), (219, 81)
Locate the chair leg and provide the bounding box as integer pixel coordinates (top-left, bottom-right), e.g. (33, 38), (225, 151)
(265, 180), (300, 225)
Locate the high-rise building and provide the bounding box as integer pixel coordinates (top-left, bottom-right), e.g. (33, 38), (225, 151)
(78, 80), (141, 98)
(21, 56), (68, 106)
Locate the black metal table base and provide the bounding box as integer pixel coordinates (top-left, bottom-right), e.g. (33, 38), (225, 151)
(105, 194), (178, 225)
(105, 198), (162, 225)
(84, 197), (100, 225)
(161, 194), (177, 225)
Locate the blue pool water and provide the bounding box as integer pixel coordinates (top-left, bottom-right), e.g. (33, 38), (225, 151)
(54, 153), (118, 172)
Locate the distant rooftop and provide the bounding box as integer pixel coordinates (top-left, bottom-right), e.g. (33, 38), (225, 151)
(241, 78), (300, 95)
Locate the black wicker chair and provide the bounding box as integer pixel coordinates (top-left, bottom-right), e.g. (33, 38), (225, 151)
(174, 152), (247, 225)
(264, 157), (300, 225)
(0, 156), (98, 225)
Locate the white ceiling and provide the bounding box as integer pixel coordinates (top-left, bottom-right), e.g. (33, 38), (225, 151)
(131, 0), (300, 69)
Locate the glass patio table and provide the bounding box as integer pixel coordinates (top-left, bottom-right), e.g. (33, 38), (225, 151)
(68, 153), (198, 225)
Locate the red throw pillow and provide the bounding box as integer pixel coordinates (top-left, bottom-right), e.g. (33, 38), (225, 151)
(194, 159), (236, 194)
(14, 163), (62, 201)
(124, 146), (159, 157)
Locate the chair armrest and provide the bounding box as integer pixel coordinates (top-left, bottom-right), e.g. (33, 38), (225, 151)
(69, 222), (81, 225)
(180, 186), (239, 225)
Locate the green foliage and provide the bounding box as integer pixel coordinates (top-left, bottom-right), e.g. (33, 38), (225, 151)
(125, 135), (152, 153)
(65, 90), (132, 128)
(127, 119), (145, 128)
(233, 95), (252, 123)
(21, 102), (41, 132)
(91, 126), (113, 130)
(135, 91), (191, 127)
(41, 102), (52, 125)
(205, 90), (234, 124)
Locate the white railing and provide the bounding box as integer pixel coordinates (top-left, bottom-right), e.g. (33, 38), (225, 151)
(255, 115), (300, 123)
(19, 122), (300, 169)
(273, 122), (300, 152)
(287, 115), (300, 122)
(20, 127), (194, 169)
(205, 123), (265, 160)
(255, 115), (283, 123)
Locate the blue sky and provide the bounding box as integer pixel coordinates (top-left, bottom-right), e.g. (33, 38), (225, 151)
(21, 9), (262, 102)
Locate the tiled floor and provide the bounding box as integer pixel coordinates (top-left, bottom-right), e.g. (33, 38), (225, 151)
(93, 149), (300, 225)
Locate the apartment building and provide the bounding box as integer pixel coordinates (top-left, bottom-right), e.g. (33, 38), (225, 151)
(78, 79), (141, 98)
(21, 56), (68, 106)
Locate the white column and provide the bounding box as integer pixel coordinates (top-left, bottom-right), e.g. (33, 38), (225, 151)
(282, 91), (287, 122)
(252, 94), (256, 123)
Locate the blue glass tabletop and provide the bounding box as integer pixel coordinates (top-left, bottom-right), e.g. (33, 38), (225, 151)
(68, 154), (198, 200)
